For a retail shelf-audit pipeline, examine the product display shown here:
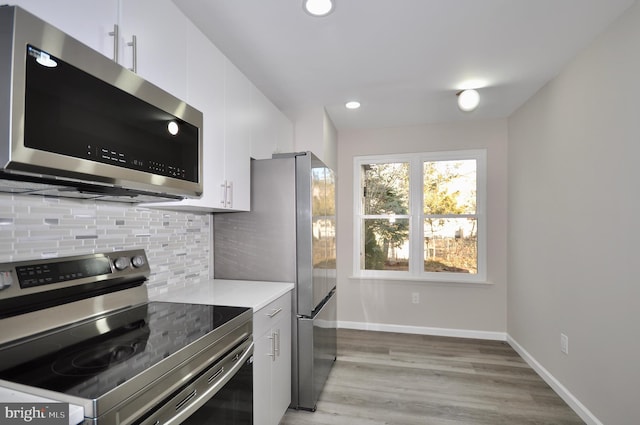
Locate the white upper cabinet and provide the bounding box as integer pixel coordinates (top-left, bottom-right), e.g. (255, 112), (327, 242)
(12, 0), (187, 100)
(118, 0), (188, 100)
(143, 21), (254, 212)
(221, 59), (253, 212)
(251, 88), (295, 160)
(146, 23), (293, 212)
(10, 0), (119, 58)
(144, 22), (228, 212)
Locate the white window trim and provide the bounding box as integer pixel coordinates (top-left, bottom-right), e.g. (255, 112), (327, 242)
(353, 149), (487, 283)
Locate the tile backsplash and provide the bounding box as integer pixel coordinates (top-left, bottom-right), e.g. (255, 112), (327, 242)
(0, 193), (211, 297)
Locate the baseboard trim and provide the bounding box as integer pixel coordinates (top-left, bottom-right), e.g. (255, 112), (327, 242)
(337, 320), (507, 341)
(507, 335), (602, 425)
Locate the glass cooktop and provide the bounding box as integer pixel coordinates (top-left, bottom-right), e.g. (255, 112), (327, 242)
(0, 302), (249, 400)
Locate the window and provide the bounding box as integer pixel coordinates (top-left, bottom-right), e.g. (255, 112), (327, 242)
(353, 150), (486, 282)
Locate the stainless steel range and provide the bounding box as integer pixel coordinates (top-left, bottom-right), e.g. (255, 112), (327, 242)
(0, 250), (253, 425)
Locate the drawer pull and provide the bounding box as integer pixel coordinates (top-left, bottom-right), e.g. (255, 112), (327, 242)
(267, 307), (282, 318)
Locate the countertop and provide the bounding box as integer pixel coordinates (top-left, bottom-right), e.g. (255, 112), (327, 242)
(0, 279), (294, 424)
(151, 278), (295, 311)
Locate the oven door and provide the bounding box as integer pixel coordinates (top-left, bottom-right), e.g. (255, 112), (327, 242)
(182, 349), (253, 424)
(136, 339), (253, 425)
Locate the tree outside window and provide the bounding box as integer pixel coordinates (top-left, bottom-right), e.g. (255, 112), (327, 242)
(360, 162), (410, 270)
(354, 150), (486, 282)
(423, 159), (477, 274)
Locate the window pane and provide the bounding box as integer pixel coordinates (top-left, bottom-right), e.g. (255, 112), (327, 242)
(362, 218), (409, 271)
(362, 162), (409, 215)
(424, 218), (477, 274)
(423, 160), (476, 215)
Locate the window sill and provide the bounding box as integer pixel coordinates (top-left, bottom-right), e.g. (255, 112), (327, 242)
(348, 275), (493, 285)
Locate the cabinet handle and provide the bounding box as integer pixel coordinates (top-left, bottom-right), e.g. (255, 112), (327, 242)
(220, 181), (227, 206)
(274, 329), (280, 357)
(127, 34), (137, 72)
(225, 181), (233, 208)
(267, 333), (276, 360)
(267, 307), (282, 318)
(108, 24), (119, 62)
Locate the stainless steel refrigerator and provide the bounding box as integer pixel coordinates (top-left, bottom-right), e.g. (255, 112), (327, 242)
(213, 151), (337, 411)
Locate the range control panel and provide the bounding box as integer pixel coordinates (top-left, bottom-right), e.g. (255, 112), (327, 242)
(0, 250), (149, 295)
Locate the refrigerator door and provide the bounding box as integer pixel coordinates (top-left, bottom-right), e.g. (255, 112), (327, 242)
(295, 153), (336, 316)
(296, 290), (337, 410)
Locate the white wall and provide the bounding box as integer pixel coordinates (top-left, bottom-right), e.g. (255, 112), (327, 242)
(337, 119), (508, 336)
(292, 107), (338, 170)
(507, 2), (640, 424)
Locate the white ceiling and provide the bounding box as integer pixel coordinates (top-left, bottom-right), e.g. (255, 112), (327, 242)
(173, 0), (635, 130)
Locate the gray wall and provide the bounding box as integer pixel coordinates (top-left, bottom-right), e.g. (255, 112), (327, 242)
(507, 2), (640, 424)
(337, 119), (508, 336)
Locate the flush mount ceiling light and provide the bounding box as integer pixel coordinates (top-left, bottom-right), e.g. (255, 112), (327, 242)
(304, 0), (334, 17)
(456, 89), (480, 112)
(345, 101), (360, 109)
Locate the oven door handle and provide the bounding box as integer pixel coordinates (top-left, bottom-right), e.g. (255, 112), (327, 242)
(137, 338), (254, 425)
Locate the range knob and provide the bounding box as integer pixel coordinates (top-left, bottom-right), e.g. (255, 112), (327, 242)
(131, 255), (146, 268)
(114, 257), (131, 271)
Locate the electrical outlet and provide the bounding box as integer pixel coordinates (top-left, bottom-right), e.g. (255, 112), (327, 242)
(560, 333), (569, 355)
(411, 292), (419, 304)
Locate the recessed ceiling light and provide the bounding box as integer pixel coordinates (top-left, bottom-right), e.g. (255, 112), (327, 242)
(304, 0), (334, 17)
(345, 101), (361, 109)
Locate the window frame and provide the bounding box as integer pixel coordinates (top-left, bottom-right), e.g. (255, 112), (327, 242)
(353, 149), (487, 283)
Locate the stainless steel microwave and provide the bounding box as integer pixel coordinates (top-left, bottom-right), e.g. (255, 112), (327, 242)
(0, 6), (203, 202)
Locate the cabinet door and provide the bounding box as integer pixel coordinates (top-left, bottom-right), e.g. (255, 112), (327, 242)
(253, 328), (273, 425)
(271, 314), (292, 425)
(251, 87), (294, 160)
(186, 23), (226, 210)
(223, 60), (253, 211)
(253, 293), (292, 425)
(11, 0), (118, 58)
(119, 0), (187, 100)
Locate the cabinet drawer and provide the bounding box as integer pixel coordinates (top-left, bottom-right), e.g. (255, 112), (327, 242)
(254, 293), (292, 337)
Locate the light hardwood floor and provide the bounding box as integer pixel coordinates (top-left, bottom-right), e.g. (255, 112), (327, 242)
(280, 329), (584, 425)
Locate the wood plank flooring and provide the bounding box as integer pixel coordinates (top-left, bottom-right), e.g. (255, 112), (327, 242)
(280, 329), (584, 425)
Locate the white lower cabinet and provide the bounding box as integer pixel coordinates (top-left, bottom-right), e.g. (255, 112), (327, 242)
(253, 292), (292, 425)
